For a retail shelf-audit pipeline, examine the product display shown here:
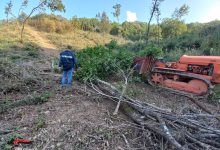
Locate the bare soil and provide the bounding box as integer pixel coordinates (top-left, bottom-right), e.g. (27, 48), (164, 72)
(1, 74), (219, 149)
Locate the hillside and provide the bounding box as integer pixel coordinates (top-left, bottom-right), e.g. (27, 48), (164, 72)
(0, 20), (220, 149)
(0, 22), (128, 50)
(2, 0), (220, 147)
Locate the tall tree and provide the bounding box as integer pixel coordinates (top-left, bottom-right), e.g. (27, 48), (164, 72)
(112, 3), (121, 23)
(97, 11), (111, 33)
(96, 12), (101, 20)
(146, 0), (164, 44)
(101, 12), (109, 23)
(155, 6), (161, 45)
(4, 1), (13, 23)
(172, 4), (190, 20)
(20, 0), (65, 42)
(18, 0), (29, 16)
(18, 12), (28, 22)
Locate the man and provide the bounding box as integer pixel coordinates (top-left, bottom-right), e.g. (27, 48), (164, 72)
(59, 46), (78, 87)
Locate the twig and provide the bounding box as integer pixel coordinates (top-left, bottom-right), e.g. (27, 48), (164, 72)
(90, 78), (220, 149)
(113, 66), (136, 115)
(121, 134), (130, 149)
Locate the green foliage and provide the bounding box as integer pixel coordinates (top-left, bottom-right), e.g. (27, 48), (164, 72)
(33, 92), (51, 104)
(160, 20), (220, 57)
(75, 45), (134, 81)
(126, 85), (144, 97)
(75, 46), (115, 81)
(161, 18), (188, 38)
(121, 22), (147, 40)
(112, 3), (121, 23)
(121, 41), (146, 52)
(110, 22), (120, 35)
(0, 92), (51, 113)
(209, 85), (220, 102)
(34, 117), (46, 131)
(106, 39), (117, 49)
(115, 48), (134, 70)
(132, 74), (142, 82)
(163, 49), (203, 61)
(23, 42), (40, 58)
(47, 0), (65, 12)
(23, 42), (39, 51)
(138, 46), (163, 57)
(172, 4), (190, 19)
(1, 132), (23, 150)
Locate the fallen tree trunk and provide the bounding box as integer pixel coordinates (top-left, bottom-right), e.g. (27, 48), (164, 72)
(90, 79), (220, 150)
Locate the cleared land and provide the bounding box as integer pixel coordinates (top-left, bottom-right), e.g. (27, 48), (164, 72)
(0, 23), (219, 149)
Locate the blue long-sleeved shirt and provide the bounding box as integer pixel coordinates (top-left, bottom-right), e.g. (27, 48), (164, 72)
(59, 50), (78, 71)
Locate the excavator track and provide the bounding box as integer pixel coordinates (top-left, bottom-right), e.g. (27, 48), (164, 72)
(147, 68), (213, 98)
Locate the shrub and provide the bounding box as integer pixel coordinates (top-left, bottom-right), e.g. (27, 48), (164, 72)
(34, 117), (46, 131)
(23, 42), (39, 51)
(0, 132), (23, 150)
(0, 92), (51, 113)
(110, 23), (120, 35)
(23, 43), (40, 58)
(75, 45), (134, 81)
(138, 45), (163, 57)
(105, 39), (117, 49)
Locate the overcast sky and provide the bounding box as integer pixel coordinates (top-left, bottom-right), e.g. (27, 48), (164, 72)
(0, 0), (220, 23)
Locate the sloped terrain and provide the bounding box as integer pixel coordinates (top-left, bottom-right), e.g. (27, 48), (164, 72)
(0, 23), (220, 150)
(1, 73), (219, 149)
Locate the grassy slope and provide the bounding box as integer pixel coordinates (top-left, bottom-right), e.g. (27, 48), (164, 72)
(0, 22), (128, 51)
(41, 30), (128, 50)
(0, 23), (23, 50)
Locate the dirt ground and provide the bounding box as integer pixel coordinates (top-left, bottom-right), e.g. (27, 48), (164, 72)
(1, 72), (220, 149)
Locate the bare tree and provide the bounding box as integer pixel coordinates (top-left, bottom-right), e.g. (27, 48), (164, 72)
(155, 7), (161, 45)
(20, 0), (65, 43)
(146, 0), (164, 44)
(4, 1), (13, 23)
(18, 0), (29, 17)
(112, 3), (121, 23)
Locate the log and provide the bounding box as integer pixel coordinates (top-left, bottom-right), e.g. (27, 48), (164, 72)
(156, 115), (185, 150)
(90, 79), (220, 150)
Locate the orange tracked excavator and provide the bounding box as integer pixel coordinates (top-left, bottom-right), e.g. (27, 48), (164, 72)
(133, 55), (220, 96)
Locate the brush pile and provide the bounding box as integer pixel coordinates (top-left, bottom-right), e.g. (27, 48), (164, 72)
(91, 79), (220, 150)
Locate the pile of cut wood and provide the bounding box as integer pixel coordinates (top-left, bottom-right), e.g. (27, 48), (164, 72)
(91, 79), (220, 150)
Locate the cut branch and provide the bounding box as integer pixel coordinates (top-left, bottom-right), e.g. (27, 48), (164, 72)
(90, 78), (220, 150)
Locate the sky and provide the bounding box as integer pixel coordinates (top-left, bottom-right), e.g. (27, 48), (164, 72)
(0, 0), (220, 23)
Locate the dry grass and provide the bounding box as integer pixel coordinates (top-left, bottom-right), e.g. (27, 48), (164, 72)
(0, 22), (22, 50)
(0, 22), (128, 51)
(41, 29), (128, 50)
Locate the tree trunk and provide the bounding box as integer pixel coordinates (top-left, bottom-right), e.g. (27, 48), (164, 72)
(6, 14), (9, 24)
(20, 1), (46, 43)
(146, 0), (158, 45)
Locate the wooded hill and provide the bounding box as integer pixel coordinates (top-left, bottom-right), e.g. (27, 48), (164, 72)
(2, 13), (220, 60)
(22, 13), (220, 59)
